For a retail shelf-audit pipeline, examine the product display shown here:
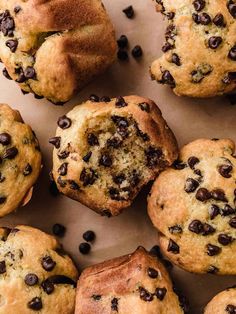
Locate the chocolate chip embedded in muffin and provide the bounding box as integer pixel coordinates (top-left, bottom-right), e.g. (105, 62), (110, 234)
(57, 116), (72, 129)
(206, 244), (221, 256)
(167, 239), (179, 254)
(41, 256), (56, 271)
(27, 297), (43, 311)
(196, 188), (211, 202)
(25, 273), (39, 286)
(193, 0), (206, 11)
(184, 178), (199, 193)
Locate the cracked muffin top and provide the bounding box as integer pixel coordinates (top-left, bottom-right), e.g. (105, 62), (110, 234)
(0, 0), (117, 103)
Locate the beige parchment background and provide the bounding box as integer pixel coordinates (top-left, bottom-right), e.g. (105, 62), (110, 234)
(0, 1), (235, 313)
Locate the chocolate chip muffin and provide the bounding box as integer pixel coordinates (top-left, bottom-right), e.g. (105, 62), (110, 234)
(148, 138), (236, 274)
(151, 0), (236, 97)
(51, 95), (178, 216)
(0, 104), (41, 217)
(204, 286), (236, 314)
(75, 247), (184, 314)
(0, 0), (116, 103)
(0, 225), (78, 313)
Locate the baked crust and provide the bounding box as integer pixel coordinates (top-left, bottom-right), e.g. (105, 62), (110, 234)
(0, 225), (78, 314)
(148, 138), (236, 274)
(75, 247), (184, 314)
(204, 286), (236, 313)
(151, 0), (236, 97)
(51, 95), (178, 216)
(0, 103), (42, 217)
(0, 0), (117, 103)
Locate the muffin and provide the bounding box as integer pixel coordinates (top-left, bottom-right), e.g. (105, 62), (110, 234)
(75, 247), (185, 314)
(0, 0), (117, 103)
(205, 286), (236, 314)
(148, 138), (236, 274)
(0, 225), (78, 313)
(151, 0), (236, 97)
(0, 104), (41, 217)
(50, 95), (178, 216)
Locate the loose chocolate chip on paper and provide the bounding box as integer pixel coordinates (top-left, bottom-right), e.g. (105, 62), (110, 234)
(83, 230), (95, 242)
(117, 49), (129, 61)
(117, 35), (128, 48)
(52, 223), (66, 237)
(79, 242), (91, 254)
(122, 5), (134, 19)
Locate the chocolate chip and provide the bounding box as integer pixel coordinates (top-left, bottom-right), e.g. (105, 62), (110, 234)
(161, 70), (175, 87)
(167, 12), (175, 20)
(52, 224), (66, 237)
(99, 154), (112, 167)
(226, 304), (236, 313)
(229, 216), (236, 228)
(221, 204), (235, 216)
(58, 163), (68, 176)
(139, 287), (153, 302)
(5, 39), (18, 52)
(109, 187), (124, 201)
(82, 151), (92, 162)
(122, 5), (134, 18)
(162, 42), (173, 52)
(15, 70), (26, 83)
(196, 188), (211, 202)
(1, 12), (15, 36)
(130, 171), (140, 187)
(229, 46), (236, 61)
(173, 160), (186, 170)
(111, 298), (118, 311)
(184, 178), (199, 193)
(0, 261), (6, 274)
(0, 133), (11, 145)
(92, 295), (101, 301)
(209, 204), (220, 219)
(80, 168), (97, 186)
(155, 287), (167, 301)
(41, 256), (56, 271)
(223, 72), (236, 84)
(25, 273), (38, 286)
(147, 267), (158, 278)
(202, 223), (215, 236)
(145, 146), (163, 168)
(213, 13), (225, 27)
(207, 265), (219, 274)
(131, 45), (143, 59)
(112, 115), (129, 128)
(188, 156), (199, 169)
(41, 279), (54, 294)
(172, 53), (181, 66)
(211, 189), (228, 202)
(227, 1), (236, 18)
(79, 242), (91, 254)
(218, 234), (233, 246)
(218, 164), (232, 178)
(24, 66), (36, 79)
(193, 0), (205, 11)
(115, 96), (128, 108)
(83, 230), (95, 242)
(68, 180), (79, 190)
(206, 244), (221, 256)
(167, 239), (179, 254)
(117, 35), (128, 48)
(2, 147), (18, 159)
(57, 115), (71, 129)
(192, 13), (201, 24)
(2, 67), (12, 80)
(14, 6), (21, 14)
(107, 136), (122, 148)
(23, 163), (32, 176)
(113, 174), (125, 185)
(117, 49), (129, 61)
(169, 225), (183, 234)
(87, 133), (99, 146)
(89, 94), (99, 102)
(188, 220), (203, 234)
(49, 136), (61, 149)
(57, 150), (69, 159)
(27, 297), (42, 311)
(208, 36), (222, 49)
(100, 96), (111, 102)
(199, 12), (211, 25)
(138, 102), (150, 112)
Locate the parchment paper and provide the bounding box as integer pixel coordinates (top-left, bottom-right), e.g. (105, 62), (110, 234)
(0, 1), (235, 313)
